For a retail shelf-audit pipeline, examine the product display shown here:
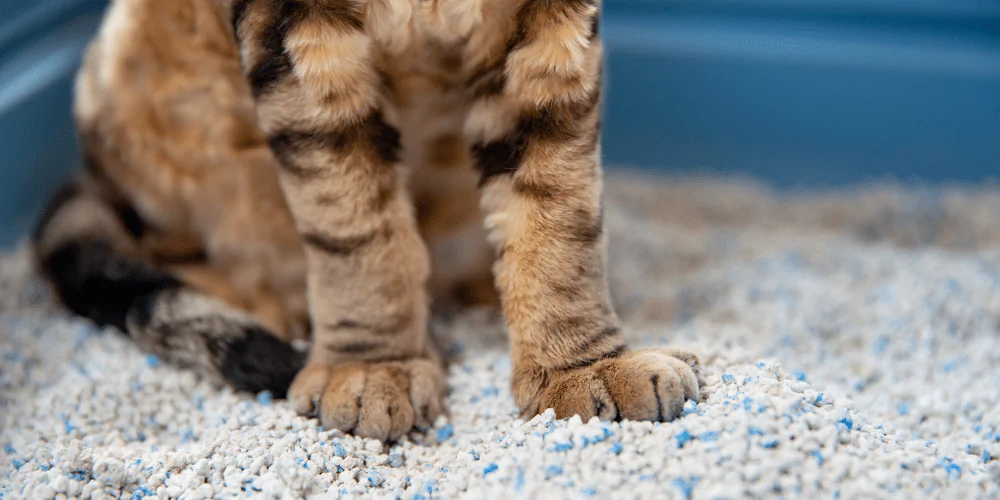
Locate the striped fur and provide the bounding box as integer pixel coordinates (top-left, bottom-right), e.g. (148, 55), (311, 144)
(33, 177), (306, 397)
(33, 0), (312, 396)
(39, 0), (702, 441)
(235, 0), (701, 440)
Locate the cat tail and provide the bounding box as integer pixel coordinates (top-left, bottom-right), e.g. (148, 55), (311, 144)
(31, 178), (306, 397)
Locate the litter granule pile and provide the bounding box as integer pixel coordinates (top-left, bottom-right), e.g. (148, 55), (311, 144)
(3, 174), (1000, 499)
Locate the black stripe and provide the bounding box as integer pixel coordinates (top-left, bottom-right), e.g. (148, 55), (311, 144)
(269, 111), (399, 167)
(268, 131), (339, 179)
(314, 0), (364, 31)
(566, 208), (603, 245)
(556, 341), (626, 371)
(32, 182), (83, 244)
(474, 87), (601, 185)
(44, 240), (182, 332)
(269, 130), (346, 161)
(112, 200), (147, 239)
(330, 315), (409, 335)
(519, 90), (601, 144)
(327, 340), (384, 355)
(576, 325), (622, 352)
(246, 0), (364, 97)
(588, 11), (600, 40)
(651, 374), (664, 421)
(231, 0), (251, 36)
(209, 326), (306, 398)
(472, 134), (527, 186)
(365, 111), (401, 164)
(301, 230), (379, 256)
(467, 63), (506, 99)
(247, 1), (299, 96)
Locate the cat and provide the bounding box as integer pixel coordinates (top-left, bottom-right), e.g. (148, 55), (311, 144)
(34, 0), (702, 440)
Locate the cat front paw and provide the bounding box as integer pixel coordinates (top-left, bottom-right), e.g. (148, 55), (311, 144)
(524, 348), (702, 422)
(288, 359), (444, 441)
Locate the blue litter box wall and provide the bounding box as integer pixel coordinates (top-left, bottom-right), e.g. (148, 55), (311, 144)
(1, 0), (998, 247)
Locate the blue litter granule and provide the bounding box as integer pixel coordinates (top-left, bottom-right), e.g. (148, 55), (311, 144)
(748, 426), (763, 436)
(146, 354), (161, 367)
(744, 376), (755, 384)
(552, 442), (573, 452)
(675, 429), (692, 448)
(366, 469), (384, 487)
(514, 468), (525, 492)
(481, 387), (500, 398)
(741, 396), (766, 413)
(721, 373), (735, 384)
(436, 424), (454, 443)
(940, 458), (962, 480)
(610, 442), (623, 455)
(814, 393), (825, 406)
(682, 400), (699, 416)
(872, 337), (889, 355)
(545, 465), (563, 478)
(389, 453), (404, 467)
(3, 444), (14, 455)
(482, 462), (499, 477)
(333, 442), (348, 457)
(756, 361), (767, 369)
(761, 438), (780, 449)
(582, 426), (615, 446)
(60, 414), (76, 435)
(181, 429), (196, 442)
(698, 431), (719, 442)
(838, 417), (854, 431)
(582, 487), (598, 496)
(811, 451), (825, 465)
(792, 370), (807, 382)
(898, 402), (911, 416)
(672, 477), (698, 499)
(468, 450), (480, 461)
(131, 486), (154, 499)
(256, 391), (273, 406)
(11, 459), (25, 470)
(638, 474), (655, 481)
(942, 360), (960, 373)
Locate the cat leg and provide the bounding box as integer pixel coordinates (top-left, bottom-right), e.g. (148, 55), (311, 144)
(465, 0), (701, 421)
(234, 0), (443, 440)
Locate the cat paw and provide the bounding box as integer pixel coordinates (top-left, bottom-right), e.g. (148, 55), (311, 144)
(288, 359), (445, 441)
(530, 348), (702, 422)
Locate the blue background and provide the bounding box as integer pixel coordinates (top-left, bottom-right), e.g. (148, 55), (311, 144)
(1, 0), (999, 247)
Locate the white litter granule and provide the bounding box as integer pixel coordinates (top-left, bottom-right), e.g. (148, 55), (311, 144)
(3, 175), (1000, 499)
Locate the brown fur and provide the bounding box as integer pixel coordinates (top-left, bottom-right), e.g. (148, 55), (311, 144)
(41, 0), (702, 441)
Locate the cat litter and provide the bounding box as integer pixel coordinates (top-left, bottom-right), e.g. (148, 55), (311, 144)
(3, 176), (1000, 499)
